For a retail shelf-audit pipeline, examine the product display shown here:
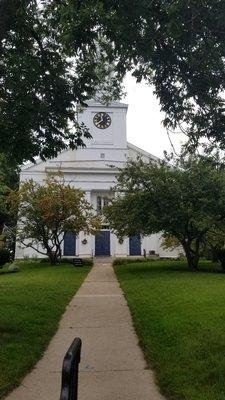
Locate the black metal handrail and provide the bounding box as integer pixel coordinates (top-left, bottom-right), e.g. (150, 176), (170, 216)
(59, 338), (82, 400)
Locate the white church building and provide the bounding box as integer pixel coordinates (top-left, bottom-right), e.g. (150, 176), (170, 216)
(16, 100), (178, 259)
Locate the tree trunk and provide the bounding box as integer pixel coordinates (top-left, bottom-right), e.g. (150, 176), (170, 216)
(47, 250), (56, 265)
(47, 244), (61, 265)
(186, 251), (199, 271)
(181, 241), (200, 271)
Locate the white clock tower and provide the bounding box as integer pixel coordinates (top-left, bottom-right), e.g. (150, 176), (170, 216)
(78, 100), (128, 153)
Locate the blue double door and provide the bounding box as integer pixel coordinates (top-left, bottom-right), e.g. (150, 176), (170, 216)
(95, 230), (110, 256)
(64, 230), (141, 256)
(64, 231), (76, 256)
(129, 234), (141, 256)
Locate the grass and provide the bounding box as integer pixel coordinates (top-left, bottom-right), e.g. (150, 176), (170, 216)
(0, 261), (90, 399)
(115, 260), (225, 400)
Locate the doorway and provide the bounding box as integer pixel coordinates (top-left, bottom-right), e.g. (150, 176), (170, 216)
(129, 234), (141, 256)
(95, 230), (110, 256)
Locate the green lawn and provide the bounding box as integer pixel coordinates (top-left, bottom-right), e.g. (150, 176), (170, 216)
(115, 260), (225, 400)
(0, 261), (90, 399)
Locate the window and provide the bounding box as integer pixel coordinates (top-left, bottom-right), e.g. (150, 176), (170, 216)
(97, 196), (102, 212)
(97, 196), (109, 211)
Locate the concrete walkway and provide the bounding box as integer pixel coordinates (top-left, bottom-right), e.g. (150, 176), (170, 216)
(6, 258), (165, 400)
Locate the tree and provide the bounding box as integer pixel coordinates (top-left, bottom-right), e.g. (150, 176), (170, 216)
(1, 1), (225, 163)
(8, 174), (101, 264)
(0, 154), (19, 234)
(104, 156), (225, 270)
(0, 1), (123, 164)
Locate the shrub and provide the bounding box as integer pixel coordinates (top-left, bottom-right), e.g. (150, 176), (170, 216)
(40, 257), (94, 266)
(8, 263), (20, 273)
(82, 259), (94, 266)
(212, 248), (225, 270)
(113, 258), (149, 266)
(0, 249), (11, 267)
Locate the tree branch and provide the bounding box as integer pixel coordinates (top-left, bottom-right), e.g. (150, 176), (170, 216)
(19, 238), (47, 256)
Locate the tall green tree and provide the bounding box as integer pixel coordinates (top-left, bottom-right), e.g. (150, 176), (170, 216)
(0, 1), (123, 164)
(1, 1), (225, 163)
(104, 156), (225, 270)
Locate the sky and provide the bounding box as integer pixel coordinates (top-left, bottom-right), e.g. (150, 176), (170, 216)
(122, 73), (186, 159)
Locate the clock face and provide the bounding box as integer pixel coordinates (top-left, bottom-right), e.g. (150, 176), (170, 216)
(93, 112), (111, 129)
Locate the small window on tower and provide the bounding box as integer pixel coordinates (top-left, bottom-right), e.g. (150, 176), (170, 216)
(100, 153), (105, 159)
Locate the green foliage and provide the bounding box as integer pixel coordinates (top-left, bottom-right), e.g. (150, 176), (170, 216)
(212, 248), (225, 270)
(161, 234), (180, 251)
(105, 156), (225, 269)
(0, 188), (7, 234)
(202, 227), (225, 269)
(0, 248), (11, 267)
(0, 154), (19, 236)
(9, 174), (101, 264)
(0, 1), (123, 163)
(113, 258), (149, 266)
(1, 1), (225, 162)
(0, 154), (19, 189)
